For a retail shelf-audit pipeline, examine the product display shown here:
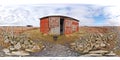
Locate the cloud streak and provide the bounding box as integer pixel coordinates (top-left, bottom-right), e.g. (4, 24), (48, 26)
(0, 4), (119, 26)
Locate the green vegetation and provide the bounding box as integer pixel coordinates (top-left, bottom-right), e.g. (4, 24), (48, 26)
(24, 28), (87, 45)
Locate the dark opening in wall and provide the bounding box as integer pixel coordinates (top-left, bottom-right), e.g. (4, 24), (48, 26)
(60, 18), (64, 35)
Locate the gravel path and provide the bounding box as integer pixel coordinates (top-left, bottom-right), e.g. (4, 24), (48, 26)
(29, 42), (80, 57)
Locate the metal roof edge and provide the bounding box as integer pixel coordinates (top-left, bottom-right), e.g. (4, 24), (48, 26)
(39, 15), (79, 22)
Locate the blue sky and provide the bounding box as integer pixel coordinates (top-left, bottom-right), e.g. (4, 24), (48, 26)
(0, 0), (120, 26)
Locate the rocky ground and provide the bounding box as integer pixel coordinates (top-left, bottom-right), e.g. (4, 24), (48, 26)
(0, 26), (119, 57)
(29, 41), (118, 57)
(28, 42), (80, 57)
(0, 37), (118, 57)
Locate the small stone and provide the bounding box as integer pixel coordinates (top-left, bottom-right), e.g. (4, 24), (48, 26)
(104, 51), (116, 56)
(42, 45), (45, 48)
(89, 50), (109, 54)
(70, 43), (76, 46)
(32, 45), (40, 50)
(5, 52), (13, 55)
(28, 45), (33, 48)
(21, 44), (26, 48)
(25, 49), (34, 52)
(10, 40), (17, 44)
(4, 39), (10, 43)
(78, 44), (83, 48)
(81, 54), (103, 57)
(11, 51), (30, 56)
(3, 48), (10, 53)
(9, 46), (15, 51)
(19, 39), (24, 43)
(100, 43), (106, 47)
(24, 40), (29, 45)
(30, 40), (34, 43)
(14, 42), (21, 50)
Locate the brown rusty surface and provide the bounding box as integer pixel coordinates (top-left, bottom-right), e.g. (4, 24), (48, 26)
(49, 17), (60, 35)
(40, 18), (49, 34)
(40, 16), (79, 35)
(64, 19), (79, 34)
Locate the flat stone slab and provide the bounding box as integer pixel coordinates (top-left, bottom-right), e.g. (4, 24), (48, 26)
(11, 51), (30, 56)
(81, 54), (103, 57)
(104, 51), (117, 56)
(89, 50), (109, 54)
(5, 51), (30, 56)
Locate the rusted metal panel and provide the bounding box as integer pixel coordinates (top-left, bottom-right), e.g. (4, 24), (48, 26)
(72, 20), (79, 32)
(40, 18), (49, 34)
(49, 17), (60, 35)
(77, 22), (79, 31)
(40, 16), (79, 35)
(64, 18), (72, 34)
(64, 18), (79, 34)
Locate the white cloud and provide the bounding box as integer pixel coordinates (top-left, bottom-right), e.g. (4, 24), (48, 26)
(0, 4), (106, 26)
(0, 0), (120, 6)
(104, 6), (120, 26)
(1, 4), (120, 26)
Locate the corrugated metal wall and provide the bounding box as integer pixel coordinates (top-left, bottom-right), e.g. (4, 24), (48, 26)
(49, 17), (60, 35)
(40, 18), (49, 34)
(64, 18), (72, 34)
(64, 18), (79, 34)
(40, 16), (79, 35)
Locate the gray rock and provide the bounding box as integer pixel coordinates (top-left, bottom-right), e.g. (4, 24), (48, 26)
(24, 40), (30, 45)
(3, 48), (10, 53)
(19, 39), (24, 44)
(32, 45), (40, 50)
(100, 43), (106, 47)
(4, 39), (10, 43)
(11, 51), (30, 56)
(81, 54), (103, 57)
(14, 42), (21, 50)
(70, 43), (76, 46)
(104, 51), (116, 56)
(89, 50), (109, 54)
(10, 40), (17, 44)
(25, 49), (34, 52)
(28, 45), (33, 48)
(9, 46), (15, 51)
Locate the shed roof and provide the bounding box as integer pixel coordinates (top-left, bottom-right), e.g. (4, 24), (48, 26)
(40, 15), (79, 22)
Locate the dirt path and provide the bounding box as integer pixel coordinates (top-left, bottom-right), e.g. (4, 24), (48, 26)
(29, 42), (80, 57)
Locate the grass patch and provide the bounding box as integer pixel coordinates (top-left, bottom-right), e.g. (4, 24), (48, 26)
(24, 28), (86, 45)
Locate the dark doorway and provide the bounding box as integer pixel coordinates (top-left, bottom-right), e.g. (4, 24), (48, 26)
(60, 18), (64, 35)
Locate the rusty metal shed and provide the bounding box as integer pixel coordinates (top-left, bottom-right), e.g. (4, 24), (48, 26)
(40, 15), (79, 35)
